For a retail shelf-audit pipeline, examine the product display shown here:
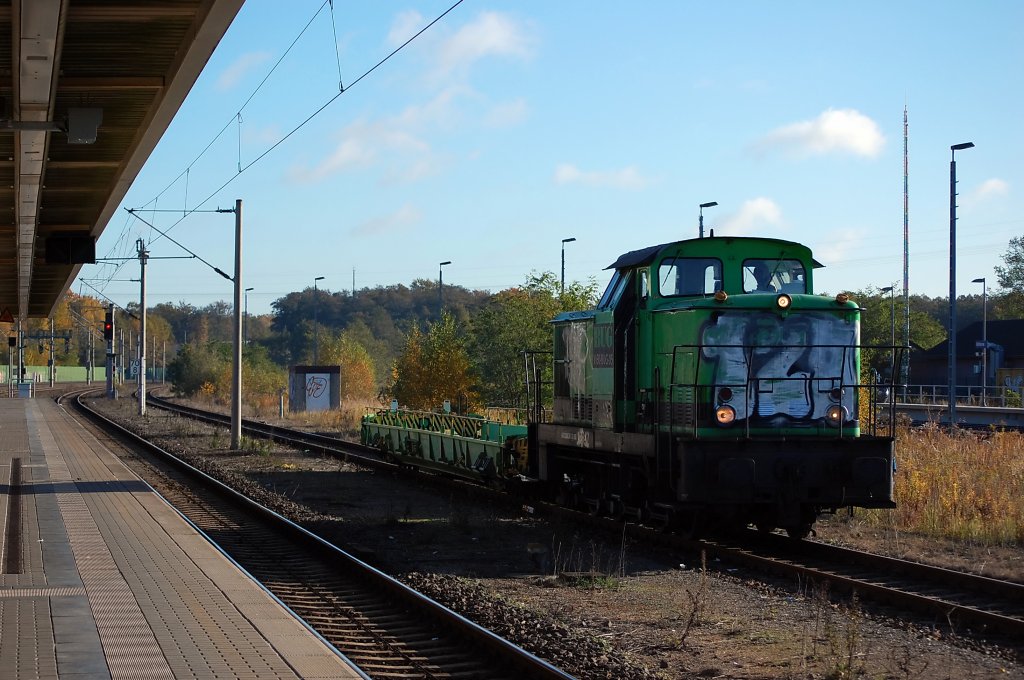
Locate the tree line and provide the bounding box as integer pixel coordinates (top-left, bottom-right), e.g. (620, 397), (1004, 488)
(5, 238), (1021, 410)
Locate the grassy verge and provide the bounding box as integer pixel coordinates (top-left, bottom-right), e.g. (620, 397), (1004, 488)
(860, 424), (1024, 545)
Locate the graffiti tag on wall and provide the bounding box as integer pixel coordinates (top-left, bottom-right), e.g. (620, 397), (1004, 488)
(306, 375), (327, 398)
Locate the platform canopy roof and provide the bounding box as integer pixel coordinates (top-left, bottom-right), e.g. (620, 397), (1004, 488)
(0, 0), (243, 320)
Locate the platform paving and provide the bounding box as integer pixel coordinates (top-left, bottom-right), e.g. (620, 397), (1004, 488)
(0, 397), (364, 679)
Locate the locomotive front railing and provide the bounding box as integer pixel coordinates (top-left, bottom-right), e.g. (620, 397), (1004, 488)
(664, 343), (907, 438)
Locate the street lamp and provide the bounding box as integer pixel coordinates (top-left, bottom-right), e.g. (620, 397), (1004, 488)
(313, 276), (325, 364)
(560, 237), (576, 296)
(972, 277), (987, 406)
(698, 201), (718, 239)
(949, 141), (974, 426)
(244, 287), (254, 345)
(438, 261), (451, 313)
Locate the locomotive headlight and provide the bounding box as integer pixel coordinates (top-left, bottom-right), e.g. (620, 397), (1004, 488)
(776, 294), (792, 309)
(715, 404), (736, 426)
(825, 404), (847, 426)
(828, 387), (844, 402)
(835, 292), (850, 305)
(714, 290), (728, 303)
(718, 386), (733, 402)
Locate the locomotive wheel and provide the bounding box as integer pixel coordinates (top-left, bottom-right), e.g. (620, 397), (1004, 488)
(674, 509), (706, 540)
(785, 524), (812, 539)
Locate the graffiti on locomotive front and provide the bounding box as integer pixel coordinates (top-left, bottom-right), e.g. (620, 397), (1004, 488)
(701, 312), (856, 423)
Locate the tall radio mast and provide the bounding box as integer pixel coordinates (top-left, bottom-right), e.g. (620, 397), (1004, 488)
(901, 105), (910, 391)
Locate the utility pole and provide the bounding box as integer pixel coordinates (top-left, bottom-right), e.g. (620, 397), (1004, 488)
(230, 199), (243, 449)
(137, 238), (148, 416)
(49, 317), (54, 387)
(17, 319), (23, 383)
(105, 303), (116, 398)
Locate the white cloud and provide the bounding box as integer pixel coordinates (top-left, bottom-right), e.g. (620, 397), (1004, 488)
(967, 178), (1009, 204)
(394, 86), (465, 129)
(435, 11), (533, 77)
(216, 52), (271, 91)
(484, 98), (529, 128)
(718, 197), (783, 235)
(554, 163), (651, 190)
(755, 109), (885, 158)
(352, 205), (422, 237)
(387, 10), (425, 47)
(288, 110), (439, 185)
(812, 228), (866, 267)
(382, 158), (444, 185)
(287, 137), (375, 183)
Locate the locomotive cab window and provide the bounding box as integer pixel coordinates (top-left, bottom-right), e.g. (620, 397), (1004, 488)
(657, 257), (722, 297)
(598, 270), (633, 309)
(743, 259), (806, 294)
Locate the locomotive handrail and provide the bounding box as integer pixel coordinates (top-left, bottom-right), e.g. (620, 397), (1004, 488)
(663, 342), (906, 438)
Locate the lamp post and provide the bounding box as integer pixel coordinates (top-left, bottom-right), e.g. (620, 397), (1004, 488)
(972, 277), (987, 406)
(438, 261), (451, 313)
(313, 276), (325, 364)
(244, 287), (253, 345)
(560, 237), (576, 296)
(698, 201), (718, 239)
(949, 141), (974, 426)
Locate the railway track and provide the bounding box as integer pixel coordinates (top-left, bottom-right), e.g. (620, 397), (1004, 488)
(66, 390), (572, 680)
(140, 391), (1024, 644)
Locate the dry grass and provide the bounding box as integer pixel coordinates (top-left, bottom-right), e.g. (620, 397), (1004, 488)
(281, 399), (375, 436)
(861, 424), (1024, 545)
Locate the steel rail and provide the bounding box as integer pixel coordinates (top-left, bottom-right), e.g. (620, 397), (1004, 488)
(143, 391), (1024, 641)
(68, 389), (574, 680)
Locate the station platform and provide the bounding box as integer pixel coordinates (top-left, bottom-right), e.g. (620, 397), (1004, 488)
(0, 397), (364, 679)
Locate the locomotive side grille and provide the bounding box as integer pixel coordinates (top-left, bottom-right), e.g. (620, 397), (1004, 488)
(553, 396), (594, 423)
(659, 401), (695, 426)
(573, 396), (594, 421)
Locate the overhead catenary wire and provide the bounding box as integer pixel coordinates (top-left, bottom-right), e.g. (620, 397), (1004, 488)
(126, 210), (230, 281)
(135, 0), (466, 261)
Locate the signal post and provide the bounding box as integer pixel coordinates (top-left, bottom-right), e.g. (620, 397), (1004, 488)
(104, 304), (116, 398)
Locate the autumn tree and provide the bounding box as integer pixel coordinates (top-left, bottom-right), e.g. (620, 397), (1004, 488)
(422, 311), (477, 411)
(468, 271), (600, 408)
(390, 312), (476, 411)
(318, 330), (377, 401)
(390, 326), (428, 408)
(995, 236), (1024, 294)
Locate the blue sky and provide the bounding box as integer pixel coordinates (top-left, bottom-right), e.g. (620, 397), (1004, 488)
(86, 1), (1023, 316)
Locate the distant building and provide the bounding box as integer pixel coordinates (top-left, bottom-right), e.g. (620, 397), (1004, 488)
(910, 319), (1024, 390)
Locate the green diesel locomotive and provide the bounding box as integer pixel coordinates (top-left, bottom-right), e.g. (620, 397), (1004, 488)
(363, 235), (896, 538)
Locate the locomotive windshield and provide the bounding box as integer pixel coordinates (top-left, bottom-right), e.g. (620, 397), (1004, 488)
(658, 257), (722, 297)
(742, 258), (806, 294)
(597, 270), (633, 309)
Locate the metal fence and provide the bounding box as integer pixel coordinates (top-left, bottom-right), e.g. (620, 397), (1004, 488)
(898, 384), (1023, 408)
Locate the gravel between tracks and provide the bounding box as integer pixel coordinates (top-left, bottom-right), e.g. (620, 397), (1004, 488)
(85, 394), (1023, 680)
